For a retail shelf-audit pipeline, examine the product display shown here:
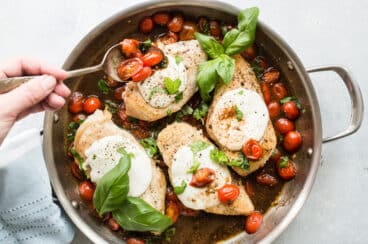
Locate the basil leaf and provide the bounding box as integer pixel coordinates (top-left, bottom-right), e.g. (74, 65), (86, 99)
(197, 59), (220, 101)
(225, 31), (253, 56)
(229, 153), (249, 170)
(216, 54), (235, 84)
(164, 77), (181, 94)
(234, 105), (243, 121)
(93, 152), (131, 216)
(279, 156), (289, 168)
(149, 86), (166, 100)
(187, 161), (200, 173)
(223, 28), (240, 51)
(238, 7), (259, 33)
(175, 55), (183, 64)
(194, 32), (224, 59)
(139, 39), (152, 53)
(190, 141), (210, 154)
(210, 149), (228, 165)
(112, 197), (173, 233)
(193, 102), (209, 120)
(210, 149), (249, 170)
(140, 137), (158, 158)
(97, 79), (111, 95)
(104, 100), (119, 114)
(174, 180), (187, 195)
(70, 149), (84, 169)
(174, 92), (183, 102)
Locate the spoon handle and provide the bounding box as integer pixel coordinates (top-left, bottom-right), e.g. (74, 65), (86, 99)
(0, 64), (103, 94)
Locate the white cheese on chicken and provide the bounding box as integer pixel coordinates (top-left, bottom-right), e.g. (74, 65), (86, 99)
(171, 145), (231, 210)
(83, 135), (152, 197)
(209, 88), (269, 151)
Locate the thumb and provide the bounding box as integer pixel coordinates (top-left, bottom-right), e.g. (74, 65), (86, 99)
(2, 75), (57, 118)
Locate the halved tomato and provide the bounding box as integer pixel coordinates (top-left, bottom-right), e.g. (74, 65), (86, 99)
(141, 50), (164, 67)
(117, 58), (143, 81)
(132, 66), (152, 82)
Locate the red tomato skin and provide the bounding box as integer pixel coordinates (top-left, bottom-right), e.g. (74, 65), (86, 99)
(72, 113), (86, 123)
(190, 168), (216, 187)
(107, 218), (120, 231)
(261, 82), (271, 104)
(282, 101), (300, 120)
(141, 51), (163, 67)
(120, 39), (140, 58)
(139, 17), (154, 33)
(277, 159), (296, 180)
(167, 14), (184, 32)
(256, 173), (279, 187)
(79, 181), (95, 201)
(241, 44), (257, 61)
(83, 96), (102, 114)
(132, 66), (152, 82)
(153, 12), (171, 25)
(113, 86), (125, 100)
(126, 238), (145, 244)
(245, 211), (263, 234)
(68, 92), (84, 114)
(217, 184), (240, 204)
(242, 139), (263, 160)
(117, 58), (143, 81)
(272, 83), (288, 100)
(267, 101), (280, 119)
(158, 31), (179, 44)
(283, 131), (302, 152)
(275, 118), (295, 134)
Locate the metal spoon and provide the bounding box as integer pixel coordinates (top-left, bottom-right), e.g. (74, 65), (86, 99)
(0, 43), (124, 94)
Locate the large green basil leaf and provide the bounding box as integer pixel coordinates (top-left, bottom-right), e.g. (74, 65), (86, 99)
(225, 31), (253, 56)
(196, 59), (220, 101)
(93, 152), (131, 216)
(238, 7), (259, 33)
(223, 28), (240, 51)
(194, 32), (224, 59)
(216, 54), (235, 84)
(112, 197), (173, 233)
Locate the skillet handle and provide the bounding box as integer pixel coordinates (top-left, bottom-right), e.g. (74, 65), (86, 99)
(307, 65), (364, 143)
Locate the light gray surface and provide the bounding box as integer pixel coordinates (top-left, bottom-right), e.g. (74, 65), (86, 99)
(0, 0), (367, 243)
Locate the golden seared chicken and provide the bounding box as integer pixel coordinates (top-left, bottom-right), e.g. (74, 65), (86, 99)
(206, 55), (277, 177)
(73, 109), (166, 213)
(157, 122), (254, 215)
(123, 40), (206, 121)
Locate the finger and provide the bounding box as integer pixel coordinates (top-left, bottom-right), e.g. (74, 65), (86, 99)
(54, 82), (71, 98)
(45, 93), (66, 109)
(42, 101), (56, 111)
(16, 104), (44, 121)
(0, 70), (6, 79)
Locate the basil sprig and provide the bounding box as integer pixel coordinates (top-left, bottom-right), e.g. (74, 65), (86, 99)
(210, 148), (249, 170)
(195, 7), (259, 101)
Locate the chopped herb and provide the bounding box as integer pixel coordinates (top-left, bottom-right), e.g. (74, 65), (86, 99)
(279, 156), (289, 168)
(67, 120), (84, 142)
(210, 149), (229, 165)
(193, 102), (209, 121)
(165, 227), (176, 242)
(280, 96), (302, 109)
(190, 141), (210, 154)
(138, 39), (152, 53)
(164, 77), (181, 95)
(229, 153), (249, 170)
(167, 109), (172, 116)
(128, 116), (139, 124)
(187, 161), (200, 173)
(97, 79), (111, 95)
(251, 59), (265, 79)
(66, 133), (75, 142)
(173, 180), (187, 195)
(140, 137), (159, 158)
(174, 92), (183, 102)
(149, 86), (166, 100)
(239, 90), (244, 95)
(234, 105), (243, 121)
(93, 154), (97, 160)
(175, 55), (183, 64)
(158, 56), (168, 68)
(175, 105), (193, 121)
(70, 149), (84, 169)
(104, 100), (119, 114)
(69, 121), (80, 130)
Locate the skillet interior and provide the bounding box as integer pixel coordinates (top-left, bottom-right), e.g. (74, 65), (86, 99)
(43, 1), (322, 243)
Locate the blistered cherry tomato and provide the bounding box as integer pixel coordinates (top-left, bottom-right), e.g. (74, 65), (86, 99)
(267, 101), (280, 119)
(277, 158), (296, 180)
(253, 56), (268, 69)
(241, 44), (257, 61)
(269, 148), (281, 163)
(139, 17), (154, 33)
(72, 113), (86, 123)
(261, 82), (271, 105)
(209, 20), (221, 38)
(168, 14), (184, 32)
(190, 168), (216, 187)
(262, 67), (280, 83)
(68, 92), (84, 114)
(275, 118), (295, 134)
(244, 181), (255, 197)
(107, 218), (120, 231)
(126, 238), (145, 244)
(120, 39), (140, 58)
(283, 131), (302, 152)
(272, 83), (288, 100)
(141, 50), (163, 67)
(179, 21), (198, 41)
(282, 101), (300, 120)
(71, 162), (84, 181)
(79, 181), (95, 201)
(158, 31), (178, 44)
(153, 11), (171, 25)
(132, 66), (152, 82)
(256, 173), (278, 187)
(245, 211), (263, 234)
(166, 201), (179, 223)
(217, 184), (240, 204)
(117, 58), (143, 80)
(198, 17), (209, 33)
(83, 96), (102, 114)
(242, 139), (263, 160)
(114, 86), (125, 100)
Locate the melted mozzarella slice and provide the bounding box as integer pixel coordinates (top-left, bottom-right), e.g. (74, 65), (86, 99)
(210, 88), (269, 151)
(171, 145), (231, 210)
(83, 135), (152, 197)
(138, 55), (187, 108)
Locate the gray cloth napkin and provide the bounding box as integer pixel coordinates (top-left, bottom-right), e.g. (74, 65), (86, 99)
(0, 129), (74, 243)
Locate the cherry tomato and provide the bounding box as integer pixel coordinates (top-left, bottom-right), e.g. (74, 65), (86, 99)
(69, 92), (84, 114)
(107, 218), (120, 231)
(277, 158), (296, 180)
(256, 173), (278, 187)
(79, 181), (95, 201)
(245, 211), (263, 234)
(83, 96), (102, 114)
(190, 168), (216, 187)
(253, 56), (269, 69)
(179, 21), (198, 41)
(217, 184), (240, 204)
(261, 82), (271, 104)
(167, 14), (184, 32)
(139, 17), (154, 34)
(283, 131), (302, 152)
(120, 39), (140, 58)
(269, 148), (281, 163)
(71, 162), (84, 181)
(166, 201), (179, 223)
(244, 181), (255, 197)
(267, 101), (280, 119)
(241, 44), (257, 61)
(72, 113), (86, 123)
(209, 20), (221, 38)
(275, 118), (295, 134)
(153, 11), (171, 25)
(198, 17), (209, 33)
(242, 139), (263, 160)
(158, 31), (179, 44)
(131, 66), (152, 82)
(282, 101), (300, 120)
(114, 86), (125, 100)
(126, 238), (145, 244)
(262, 67), (280, 83)
(117, 58), (143, 81)
(141, 50), (163, 67)
(272, 83), (288, 100)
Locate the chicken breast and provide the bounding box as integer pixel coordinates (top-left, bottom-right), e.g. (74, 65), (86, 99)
(73, 109), (166, 213)
(206, 55), (277, 177)
(123, 40), (207, 121)
(157, 122), (254, 215)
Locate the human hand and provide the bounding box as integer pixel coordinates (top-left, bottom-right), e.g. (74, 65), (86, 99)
(0, 58), (71, 145)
